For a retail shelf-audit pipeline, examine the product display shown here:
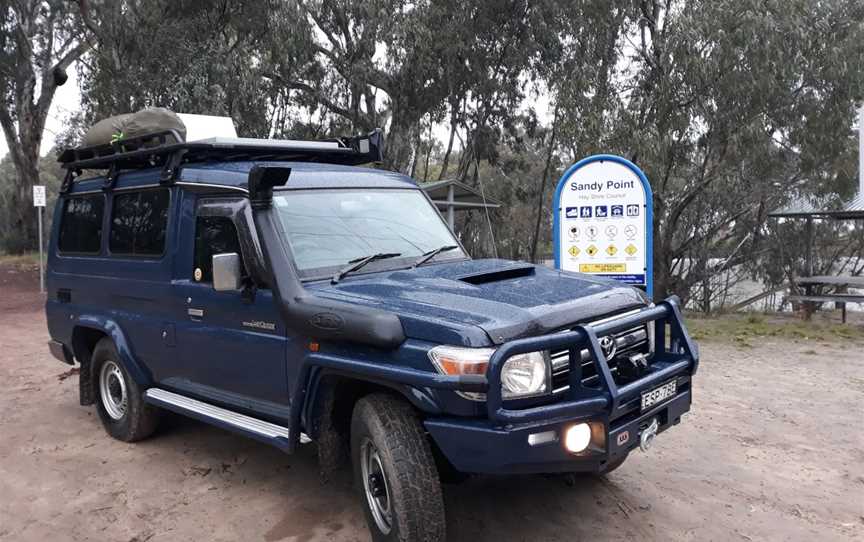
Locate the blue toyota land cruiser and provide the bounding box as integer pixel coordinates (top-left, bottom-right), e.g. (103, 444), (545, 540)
(46, 128), (698, 541)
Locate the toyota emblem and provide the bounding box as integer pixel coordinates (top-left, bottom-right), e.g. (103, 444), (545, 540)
(599, 335), (617, 359)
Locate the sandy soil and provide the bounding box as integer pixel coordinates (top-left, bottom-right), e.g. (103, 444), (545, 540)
(1, 262), (862, 542)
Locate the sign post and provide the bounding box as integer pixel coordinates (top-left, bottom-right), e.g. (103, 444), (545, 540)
(552, 155), (653, 298)
(33, 185), (46, 294)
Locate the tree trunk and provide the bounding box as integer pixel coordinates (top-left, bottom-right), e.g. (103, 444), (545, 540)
(423, 119), (432, 182)
(652, 220), (675, 301)
(700, 254), (711, 313)
(7, 153), (40, 253)
(438, 99), (459, 180)
(530, 105), (559, 263)
(383, 104), (416, 173)
(0, 2), (89, 253)
(409, 125), (422, 178)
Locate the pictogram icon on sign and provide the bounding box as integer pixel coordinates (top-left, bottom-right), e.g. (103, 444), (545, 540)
(587, 244), (598, 256)
(568, 246), (580, 257)
(605, 225), (618, 238)
(606, 245), (617, 256)
(624, 225), (637, 239)
(625, 243), (637, 256)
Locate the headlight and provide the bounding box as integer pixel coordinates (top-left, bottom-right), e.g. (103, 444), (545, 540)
(501, 351), (549, 398)
(427, 346), (550, 400)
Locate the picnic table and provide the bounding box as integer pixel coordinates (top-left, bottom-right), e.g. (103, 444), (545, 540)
(790, 275), (864, 323)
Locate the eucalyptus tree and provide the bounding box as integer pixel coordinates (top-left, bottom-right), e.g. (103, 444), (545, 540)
(550, 0), (864, 302)
(640, 0), (863, 302)
(0, 0), (89, 252)
(281, 0), (474, 172)
(77, 0), (290, 137)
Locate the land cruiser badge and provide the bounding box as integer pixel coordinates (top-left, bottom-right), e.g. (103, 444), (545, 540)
(242, 320), (276, 331)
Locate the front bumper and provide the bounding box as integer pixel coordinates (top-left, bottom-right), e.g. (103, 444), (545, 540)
(426, 382), (692, 474)
(426, 297), (699, 475)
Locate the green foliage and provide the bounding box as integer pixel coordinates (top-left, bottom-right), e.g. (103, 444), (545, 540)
(0, 152), (63, 253)
(0, 0), (88, 253)
(3, 0), (864, 302)
(549, 0), (864, 302)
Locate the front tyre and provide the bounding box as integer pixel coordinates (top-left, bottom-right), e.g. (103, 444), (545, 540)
(351, 394), (445, 542)
(93, 338), (159, 442)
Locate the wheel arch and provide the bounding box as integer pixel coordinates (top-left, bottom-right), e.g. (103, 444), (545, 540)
(302, 370), (442, 476)
(71, 316), (154, 405)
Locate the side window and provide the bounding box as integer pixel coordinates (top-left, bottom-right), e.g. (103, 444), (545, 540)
(109, 189), (170, 256)
(59, 195), (105, 254)
(193, 216), (245, 283)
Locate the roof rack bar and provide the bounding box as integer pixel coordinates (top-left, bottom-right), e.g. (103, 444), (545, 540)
(57, 128), (385, 192)
(160, 148), (187, 185)
(60, 167), (80, 194)
(103, 162), (118, 191)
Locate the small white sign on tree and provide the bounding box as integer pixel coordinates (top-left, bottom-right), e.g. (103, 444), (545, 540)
(32, 184), (47, 293)
(33, 185), (46, 207)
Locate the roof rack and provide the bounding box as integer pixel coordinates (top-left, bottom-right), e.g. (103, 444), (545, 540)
(58, 128), (385, 193)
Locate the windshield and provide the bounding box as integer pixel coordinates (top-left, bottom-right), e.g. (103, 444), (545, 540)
(273, 188), (465, 279)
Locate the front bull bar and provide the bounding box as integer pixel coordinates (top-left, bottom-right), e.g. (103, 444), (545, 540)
(484, 296), (699, 424)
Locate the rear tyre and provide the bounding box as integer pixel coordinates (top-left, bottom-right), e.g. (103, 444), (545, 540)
(351, 394), (446, 542)
(93, 338), (159, 442)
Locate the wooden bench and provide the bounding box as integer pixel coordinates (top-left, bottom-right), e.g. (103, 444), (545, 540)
(786, 294), (864, 323)
(791, 276), (864, 323)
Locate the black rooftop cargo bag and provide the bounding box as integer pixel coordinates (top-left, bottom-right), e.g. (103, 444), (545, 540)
(83, 107), (186, 147)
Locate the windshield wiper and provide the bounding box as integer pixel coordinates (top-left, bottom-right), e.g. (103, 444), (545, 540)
(331, 252), (402, 284)
(412, 245), (459, 269)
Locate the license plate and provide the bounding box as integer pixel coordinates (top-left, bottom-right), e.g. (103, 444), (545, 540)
(641, 380), (677, 411)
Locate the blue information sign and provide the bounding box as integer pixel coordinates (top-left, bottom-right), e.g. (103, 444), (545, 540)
(553, 155), (653, 297)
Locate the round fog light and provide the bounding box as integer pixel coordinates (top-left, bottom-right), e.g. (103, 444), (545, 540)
(564, 423), (592, 453)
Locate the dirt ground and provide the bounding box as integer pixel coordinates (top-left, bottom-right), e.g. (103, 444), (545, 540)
(1, 261), (862, 542)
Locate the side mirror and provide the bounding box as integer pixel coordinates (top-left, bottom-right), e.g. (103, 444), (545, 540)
(212, 253), (242, 292)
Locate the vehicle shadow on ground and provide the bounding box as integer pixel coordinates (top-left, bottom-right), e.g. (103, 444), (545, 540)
(151, 412), (649, 542)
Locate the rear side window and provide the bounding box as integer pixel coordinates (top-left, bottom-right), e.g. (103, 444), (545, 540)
(58, 195), (105, 254)
(109, 189), (170, 256)
(193, 216), (245, 282)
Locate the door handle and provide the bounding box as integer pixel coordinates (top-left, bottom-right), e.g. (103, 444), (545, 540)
(188, 308), (204, 319)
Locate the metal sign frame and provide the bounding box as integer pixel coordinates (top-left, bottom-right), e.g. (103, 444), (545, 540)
(552, 154), (653, 298)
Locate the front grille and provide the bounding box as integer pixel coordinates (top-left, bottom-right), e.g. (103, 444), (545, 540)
(550, 321), (652, 393)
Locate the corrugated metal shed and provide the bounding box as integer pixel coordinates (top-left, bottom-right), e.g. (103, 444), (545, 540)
(421, 179), (501, 228)
(769, 193), (864, 219)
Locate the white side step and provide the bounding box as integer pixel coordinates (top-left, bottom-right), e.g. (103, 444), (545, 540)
(144, 388), (310, 444)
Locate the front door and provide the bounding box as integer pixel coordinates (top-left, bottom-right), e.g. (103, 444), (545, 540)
(169, 196), (290, 415)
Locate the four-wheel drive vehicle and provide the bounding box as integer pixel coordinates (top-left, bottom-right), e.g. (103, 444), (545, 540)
(46, 128), (698, 541)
